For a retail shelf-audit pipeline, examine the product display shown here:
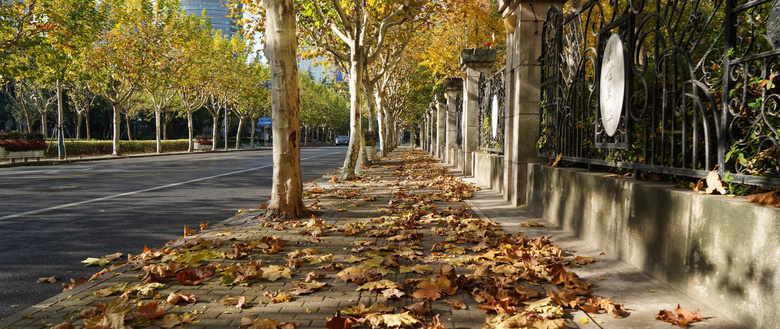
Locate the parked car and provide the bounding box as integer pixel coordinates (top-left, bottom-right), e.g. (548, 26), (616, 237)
(335, 135), (349, 145)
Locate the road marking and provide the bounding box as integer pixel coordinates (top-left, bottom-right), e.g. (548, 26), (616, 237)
(0, 152), (342, 220)
(0, 173), (96, 185)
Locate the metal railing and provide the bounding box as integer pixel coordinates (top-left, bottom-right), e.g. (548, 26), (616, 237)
(539, 0), (780, 187)
(478, 68), (506, 154)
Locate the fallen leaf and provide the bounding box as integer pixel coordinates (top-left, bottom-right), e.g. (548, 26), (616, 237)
(240, 317), (297, 329)
(443, 299), (467, 309)
(159, 313), (196, 328)
(747, 190), (780, 207)
(403, 301), (430, 315)
(262, 265), (293, 281)
(221, 295), (250, 309)
(166, 292), (196, 305)
(137, 301), (164, 320)
(37, 276), (58, 283)
(421, 314), (443, 329)
(520, 221), (543, 228)
(381, 288), (406, 299)
(81, 252), (123, 267)
(51, 322), (75, 329)
(176, 268), (214, 285)
(325, 311), (356, 329)
(655, 305), (704, 328)
(62, 277), (88, 292)
(264, 290), (292, 303)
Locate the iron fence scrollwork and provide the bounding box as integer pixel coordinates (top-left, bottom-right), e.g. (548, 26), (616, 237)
(538, 0), (780, 188)
(478, 68), (506, 154)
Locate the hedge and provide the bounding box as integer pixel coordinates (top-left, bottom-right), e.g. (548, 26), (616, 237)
(46, 140), (191, 157)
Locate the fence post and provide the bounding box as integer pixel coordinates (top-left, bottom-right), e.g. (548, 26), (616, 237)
(444, 78), (463, 166)
(459, 49), (496, 177)
(501, 0), (564, 206)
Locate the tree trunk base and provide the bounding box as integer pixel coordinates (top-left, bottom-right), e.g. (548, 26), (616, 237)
(262, 206), (312, 221)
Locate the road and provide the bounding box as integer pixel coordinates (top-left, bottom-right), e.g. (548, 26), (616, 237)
(0, 147), (347, 320)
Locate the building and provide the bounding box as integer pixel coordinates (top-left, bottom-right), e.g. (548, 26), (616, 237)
(180, 0), (240, 37)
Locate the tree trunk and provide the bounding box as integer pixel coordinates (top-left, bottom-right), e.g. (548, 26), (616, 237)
(187, 109), (194, 152)
(85, 108), (91, 140)
(155, 108), (162, 153)
(250, 118), (256, 148)
(76, 111), (83, 140)
(56, 79), (65, 159)
(374, 90), (387, 156)
(40, 112), (47, 138)
(112, 104), (122, 156)
(341, 50), (365, 180)
(126, 112), (132, 141)
(262, 0), (309, 220)
(211, 113), (219, 151)
(235, 116), (244, 149)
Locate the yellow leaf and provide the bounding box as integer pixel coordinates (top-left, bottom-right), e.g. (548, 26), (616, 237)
(596, 276), (604, 281)
(580, 317), (589, 324)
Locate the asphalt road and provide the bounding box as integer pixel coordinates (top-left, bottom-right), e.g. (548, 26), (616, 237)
(0, 147), (347, 321)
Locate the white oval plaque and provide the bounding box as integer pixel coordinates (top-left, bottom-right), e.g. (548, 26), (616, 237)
(769, 2), (780, 49)
(599, 34), (626, 137)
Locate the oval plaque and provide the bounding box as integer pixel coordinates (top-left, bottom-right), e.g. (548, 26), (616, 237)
(599, 34), (626, 137)
(769, 2), (780, 49)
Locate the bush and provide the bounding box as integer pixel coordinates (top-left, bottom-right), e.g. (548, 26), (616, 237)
(48, 140), (190, 156)
(0, 132), (47, 151)
(0, 140), (47, 151)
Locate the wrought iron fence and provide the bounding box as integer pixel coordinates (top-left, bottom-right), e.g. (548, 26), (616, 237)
(478, 69), (506, 154)
(539, 0), (780, 188)
(456, 93), (463, 149)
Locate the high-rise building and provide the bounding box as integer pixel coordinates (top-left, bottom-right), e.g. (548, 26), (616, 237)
(180, 0), (239, 37)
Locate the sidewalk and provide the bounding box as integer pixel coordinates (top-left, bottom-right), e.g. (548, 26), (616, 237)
(0, 147), (742, 328)
(0, 147), (263, 168)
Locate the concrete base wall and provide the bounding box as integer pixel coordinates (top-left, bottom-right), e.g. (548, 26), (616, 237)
(473, 153), (504, 193)
(527, 164), (780, 328)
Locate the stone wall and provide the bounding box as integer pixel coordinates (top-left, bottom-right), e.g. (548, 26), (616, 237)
(527, 164), (780, 328)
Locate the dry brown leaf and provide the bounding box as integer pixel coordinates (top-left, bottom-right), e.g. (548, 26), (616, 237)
(166, 292), (196, 305)
(655, 305), (704, 328)
(403, 301), (430, 316)
(240, 317), (297, 329)
(443, 299), (467, 309)
(36, 276), (57, 283)
(747, 190), (780, 207)
(51, 322), (75, 329)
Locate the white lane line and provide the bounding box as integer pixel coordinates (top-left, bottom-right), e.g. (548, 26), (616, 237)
(0, 152), (342, 221)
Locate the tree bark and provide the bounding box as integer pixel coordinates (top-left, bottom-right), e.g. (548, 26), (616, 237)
(211, 113), (219, 151)
(187, 109), (194, 152)
(85, 108), (91, 140)
(340, 50), (365, 180)
(76, 112), (83, 139)
(235, 116), (244, 149)
(262, 0), (309, 220)
(126, 112), (132, 141)
(155, 108), (162, 152)
(112, 104), (122, 156)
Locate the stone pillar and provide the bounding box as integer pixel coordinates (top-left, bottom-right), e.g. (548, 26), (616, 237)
(444, 78), (463, 166)
(459, 49), (496, 177)
(428, 103), (436, 152)
(435, 93), (447, 160)
(500, 0), (564, 205)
